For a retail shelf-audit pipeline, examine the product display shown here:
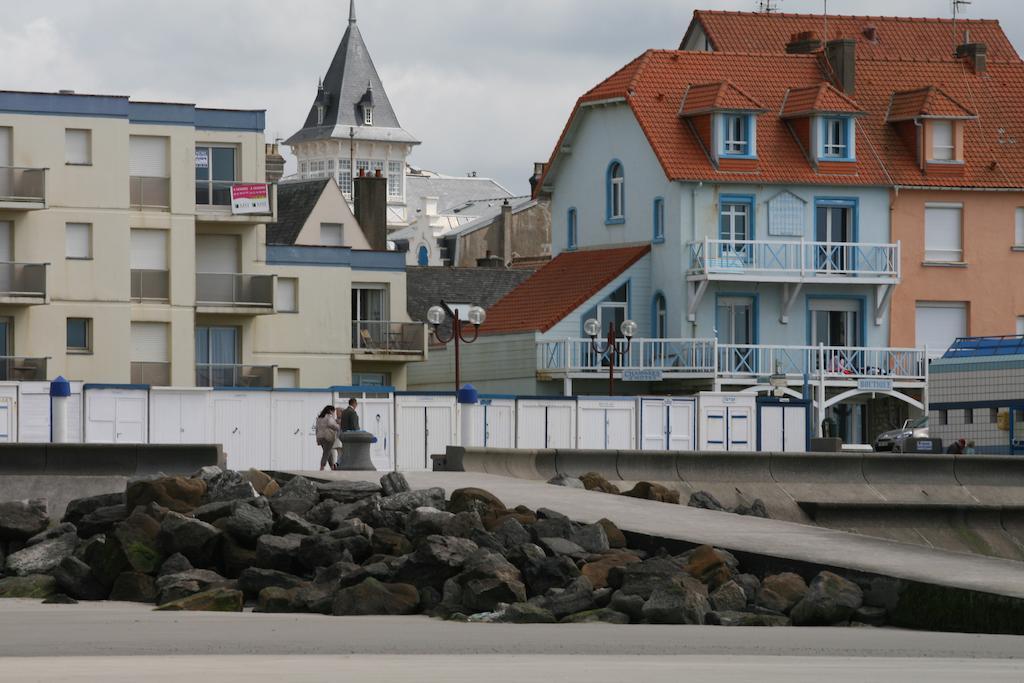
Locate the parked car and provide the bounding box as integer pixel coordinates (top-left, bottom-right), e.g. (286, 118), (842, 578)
(874, 416), (929, 452)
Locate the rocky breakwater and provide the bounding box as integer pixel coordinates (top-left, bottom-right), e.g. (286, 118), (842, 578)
(0, 468), (888, 628)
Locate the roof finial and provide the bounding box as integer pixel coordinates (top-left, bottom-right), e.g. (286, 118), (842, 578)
(349, 0), (356, 24)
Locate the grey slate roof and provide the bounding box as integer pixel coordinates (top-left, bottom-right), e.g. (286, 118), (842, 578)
(266, 179), (329, 245)
(406, 266), (535, 335)
(405, 174), (514, 219)
(285, 1), (417, 146)
(449, 197), (537, 237)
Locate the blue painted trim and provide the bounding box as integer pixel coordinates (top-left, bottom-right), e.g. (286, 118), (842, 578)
(652, 197), (665, 243)
(567, 207), (578, 251)
(718, 113), (757, 159)
(0, 91), (129, 118)
(266, 245), (406, 271)
(83, 383), (149, 391)
(755, 397), (811, 451)
(195, 108), (265, 132)
(804, 294), (868, 347)
(719, 194), (756, 255)
(128, 102), (197, 127)
(330, 385), (397, 394)
(818, 116), (856, 162)
(814, 196), (860, 269)
(651, 291), (667, 338)
(714, 291), (760, 345)
(605, 159), (625, 225)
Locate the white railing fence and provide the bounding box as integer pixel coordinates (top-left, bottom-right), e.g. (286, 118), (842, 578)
(688, 238), (900, 279)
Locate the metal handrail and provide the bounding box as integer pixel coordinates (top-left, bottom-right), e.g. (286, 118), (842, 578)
(688, 238), (900, 279)
(195, 273), (274, 308)
(0, 356), (47, 381)
(537, 338), (718, 374)
(195, 363), (275, 388)
(0, 166), (46, 203)
(352, 320), (426, 354)
(0, 262), (47, 298)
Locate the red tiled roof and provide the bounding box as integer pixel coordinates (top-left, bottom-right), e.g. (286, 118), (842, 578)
(781, 83), (864, 118)
(480, 245), (650, 335)
(542, 47), (1024, 189)
(684, 10), (1021, 64)
(887, 86), (978, 122)
(679, 81), (765, 116)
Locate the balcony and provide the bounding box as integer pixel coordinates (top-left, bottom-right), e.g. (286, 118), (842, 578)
(195, 363), (274, 388)
(688, 239), (900, 283)
(195, 273), (275, 315)
(131, 361), (171, 386)
(0, 356), (47, 381)
(0, 262), (47, 304)
(0, 167), (47, 209)
(129, 176), (170, 211)
(195, 181), (276, 223)
(130, 269), (169, 303)
(352, 321), (427, 360)
(536, 338), (926, 387)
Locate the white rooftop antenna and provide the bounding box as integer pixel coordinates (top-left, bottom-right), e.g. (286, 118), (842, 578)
(823, 0), (829, 40)
(757, 0), (780, 12)
(952, 0), (972, 49)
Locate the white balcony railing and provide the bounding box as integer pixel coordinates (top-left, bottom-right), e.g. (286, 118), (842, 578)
(688, 239), (900, 281)
(538, 338), (927, 384)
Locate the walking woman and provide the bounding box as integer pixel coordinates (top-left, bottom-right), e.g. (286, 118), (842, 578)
(316, 404), (340, 471)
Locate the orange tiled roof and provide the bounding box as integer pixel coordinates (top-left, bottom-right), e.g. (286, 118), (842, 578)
(480, 245), (650, 335)
(886, 86), (978, 122)
(781, 82), (864, 118)
(542, 47), (1024, 189)
(679, 81), (766, 116)
(684, 10), (1021, 64)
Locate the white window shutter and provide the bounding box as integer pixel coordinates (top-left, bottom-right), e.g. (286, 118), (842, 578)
(65, 223), (91, 259)
(320, 223), (344, 246)
(129, 136), (169, 177)
(924, 206), (962, 262)
(1016, 208), (1024, 246)
(915, 303), (966, 358)
(277, 278), (297, 312)
(130, 322), (169, 362)
(130, 229), (167, 270)
(65, 129), (90, 164)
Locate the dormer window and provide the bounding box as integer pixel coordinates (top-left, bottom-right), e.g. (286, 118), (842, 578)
(722, 114), (751, 156)
(316, 104), (326, 126)
(930, 120), (955, 161)
(678, 81), (765, 168)
(887, 87), (976, 170)
(781, 83), (863, 169)
(363, 106), (373, 126)
(821, 117), (852, 159)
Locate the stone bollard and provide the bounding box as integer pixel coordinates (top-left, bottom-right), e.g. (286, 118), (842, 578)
(337, 431), (378, 471)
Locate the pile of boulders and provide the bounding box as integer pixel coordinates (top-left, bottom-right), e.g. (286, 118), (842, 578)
(549, 472), (769, 519)
(0, 468), (886, 626)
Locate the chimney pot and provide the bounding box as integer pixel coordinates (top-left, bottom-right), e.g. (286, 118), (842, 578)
(862, 25), (878, 42)
(786, 31), (822, 54)
(956, 41), (987, 74)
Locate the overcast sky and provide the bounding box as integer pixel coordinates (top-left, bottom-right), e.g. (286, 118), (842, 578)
(2, 0), (1021, 194)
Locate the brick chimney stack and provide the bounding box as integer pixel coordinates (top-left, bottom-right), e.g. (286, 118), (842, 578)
(824, 38), (857, 95)
(956, 31), (988, 73)
(785, 31), (822, 54)
(265, 143), (285, 184)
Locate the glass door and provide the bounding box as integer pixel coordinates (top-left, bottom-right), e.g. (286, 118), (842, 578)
(810, 300), (862, 374)
(717, 297), (755, 373)
(196, 326), (239, 386)
(719, 201), (751, 263)
(815, 204), (853, 272)
(195, 146), (237, 206)
(352, 286), (388, 349)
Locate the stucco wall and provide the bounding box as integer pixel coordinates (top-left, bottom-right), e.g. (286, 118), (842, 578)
(406, 332), (538, 393)
(292, 180), (369, 249)
(454, 201), (552, 267)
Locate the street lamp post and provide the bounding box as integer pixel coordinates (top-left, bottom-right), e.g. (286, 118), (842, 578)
(427, 301), (487, 393)
(584, 317), (638, 396)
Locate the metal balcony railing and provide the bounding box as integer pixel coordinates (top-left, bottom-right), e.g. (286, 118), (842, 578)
(130, 269), (169, 302)
(0, 262), (46, 299)
(0, 167), (46, 204)
(688, 238), (900, 281)
(195, 273), (274, 309)
(129, 176), (170, 211)
(195, 180), (274, 215)
(537, 338), (718, 376)
(195, 363), (274, 388)
(0, 356), (47, 381)
(352, 321), (426, 355)
(131, 361), (171, 386)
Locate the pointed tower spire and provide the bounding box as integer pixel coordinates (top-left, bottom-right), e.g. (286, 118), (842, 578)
(349, 0), (357, 25)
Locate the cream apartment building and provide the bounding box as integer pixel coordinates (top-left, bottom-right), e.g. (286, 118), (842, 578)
(0, 90), (423, 389)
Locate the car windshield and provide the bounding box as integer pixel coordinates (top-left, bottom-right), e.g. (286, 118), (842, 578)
(905, 416), (928, 429)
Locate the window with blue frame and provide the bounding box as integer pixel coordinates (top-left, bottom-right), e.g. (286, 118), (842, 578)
(652, 198), (664, 243)
(719, 196), (753, 261)
(606, 161), (624, 223)
(567, 208), (578, 250)
(721, 114), (752, 157)
(820, 117), (853, 160)
(417, 245), (429, 266)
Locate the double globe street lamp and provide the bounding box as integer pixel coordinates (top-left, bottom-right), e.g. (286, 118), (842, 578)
(584, 317), (637, 396)
(427, 301), (487, 393)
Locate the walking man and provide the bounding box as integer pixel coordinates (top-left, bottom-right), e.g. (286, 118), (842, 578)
(340, 397), (360, 432)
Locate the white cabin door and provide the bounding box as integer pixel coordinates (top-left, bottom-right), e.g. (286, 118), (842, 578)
(668, 400), (695, 451)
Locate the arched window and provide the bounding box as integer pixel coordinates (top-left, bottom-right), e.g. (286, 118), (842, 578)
(567, 208), (578, 250)
(653, 293), (667, 338)
(417, 245), (429, 266)
(653, 197), (665, 243)
(606, 161), (625, 223)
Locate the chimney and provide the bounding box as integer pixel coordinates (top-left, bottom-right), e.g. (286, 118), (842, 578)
(476, 251), (504, 268)
(824, 38), (856, 94)
(785, 31), (822, 54)
(354, 172), (388, 250)
(956, 36), (988, 74)
(528, 162), (546, 194)
(498, 198), (513, 265)
(862, 25), (878, 43)
(264, 143), (285, 183)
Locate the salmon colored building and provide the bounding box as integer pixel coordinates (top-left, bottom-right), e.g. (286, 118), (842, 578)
(683, 10), (1024, 355)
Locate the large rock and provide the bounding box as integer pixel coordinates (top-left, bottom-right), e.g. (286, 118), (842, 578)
(242, 469), (275, 496)
(733, 573), (761, 605)
(531, 516), (574, 541)
(109, 572), (158, 603)
(539, 576), (596, 619)
(220, 535), (258, 579)
(221, 502), (273, 546)
(275, 476), (319, 502)
(380, 472), (411, 497)
(790, 571), (864, 626)
(53, 556), (107, 600)
(445, 549), (526, 613)
(494, 602), (557, 624)
(76, 534), (129, 588)
(114, 510), (164, 574)
(332, 578), (419, 616)
(733, 499), (770, 518)
(396, 535), (478, 589)
(297, 534), (352, 571)
(158, 553), (193, 578)
(579, 472), (620, 494)
(192, 466), (223, 482)
(381, 488), (446, 513)
(237, 567), (305, 598)
(274, 512), (325, 537)
(756, 572), (809, 614)
(63, 492), (126, 528)
(683, 545), (734, 590)
(710, 580), (747, 612)
(547, 474), (584, 489)
(160, 512), (221, 568)
(5, 527), (78, 576)
(126, 477), (206, 513)
(641, 576), (710, 625)
(76, 504), (130, 538)
(317, 480), (382, 504)
(202, 471), (257, 505)
(572, 523), (610, 554)
(447, 488), (503, 516)
(0, 499), (49, 541)
(613, 557), (686, 599)
(255, 586), (303, 613)
(714, 610), (791, 627)
(371, 528), (412, 556)
(493, 518), (531, 550)
(156, 587), (243, 612)
(581, 552), (641, 590)
(561, 607), (631, 624)
(688, 491), (727, 512)
(537, 537), (587, 560)
(609, 590), (645, 621)
(596, 518), (626, 549)
(155, 568), (230, 604)
(407, 507), (456, 538)
(0, 574), (57, 599)
(514, 548), (580, 597)
(192, 501), (238, 525)
(621, 482), (680, 504)
(256, 534), (303, 573)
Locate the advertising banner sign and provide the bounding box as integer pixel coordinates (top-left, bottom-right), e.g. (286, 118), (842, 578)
(231, 183), (270, 215)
